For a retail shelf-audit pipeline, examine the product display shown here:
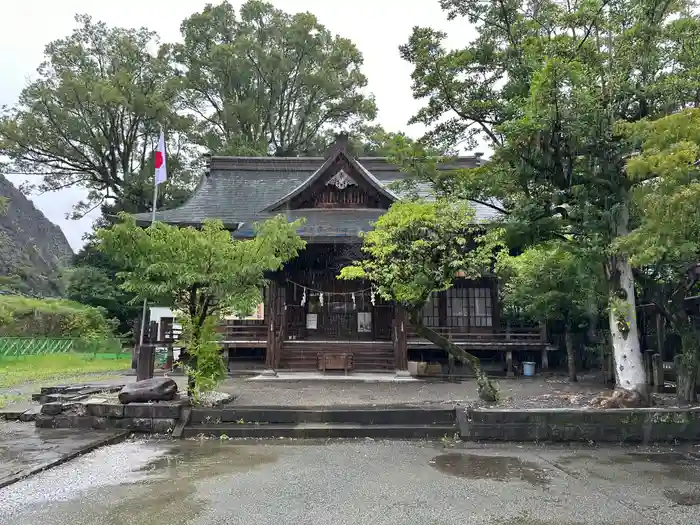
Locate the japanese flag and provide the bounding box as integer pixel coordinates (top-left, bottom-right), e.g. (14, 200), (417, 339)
(154, 131), (167, 185)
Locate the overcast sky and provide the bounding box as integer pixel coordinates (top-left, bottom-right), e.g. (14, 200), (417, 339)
(0, 0), (475, 251)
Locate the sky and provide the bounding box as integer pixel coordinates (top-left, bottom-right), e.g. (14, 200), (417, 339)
(0, 0), (476, 251)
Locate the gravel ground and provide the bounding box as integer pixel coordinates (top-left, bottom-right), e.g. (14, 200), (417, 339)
(2, 372), (615, 408)
(2, 438), (700, 524)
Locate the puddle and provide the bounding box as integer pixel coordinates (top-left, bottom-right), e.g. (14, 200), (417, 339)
(138, 440), (279, 480)
(429, 453), (549, 486)
(664, 488), (700, 506)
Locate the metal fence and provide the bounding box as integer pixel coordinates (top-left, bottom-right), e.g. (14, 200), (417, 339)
(0, 337), (126, 358)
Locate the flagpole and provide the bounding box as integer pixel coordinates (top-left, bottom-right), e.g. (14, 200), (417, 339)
(137, 131), (162, 350)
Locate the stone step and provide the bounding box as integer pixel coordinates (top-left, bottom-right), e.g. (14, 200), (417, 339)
(190, 406), (456, 426)
(183, 423), (457, 440)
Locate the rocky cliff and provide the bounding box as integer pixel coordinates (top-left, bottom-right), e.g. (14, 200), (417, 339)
(0, 175), (74, 296)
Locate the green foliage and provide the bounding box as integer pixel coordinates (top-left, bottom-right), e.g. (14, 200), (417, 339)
(340, 200), (495, 309)
(0, 197), (7, 215)
(65, 265), (140, 336)
(96, 213), (305, 393)
(174, 0), (376, 156)
(615, 109), (700, 375)
(496, 243), (603, 327)
(0, 295), (116, 338)
(0, 14), (196, 217)
(617, 109), (700, 272)
(182, 315), (227, 396)
(401, 0), (700, 246)
(97, 213), (305, 318)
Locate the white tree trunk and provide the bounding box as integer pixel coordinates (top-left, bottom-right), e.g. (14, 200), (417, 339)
(608, 255), (647, 395)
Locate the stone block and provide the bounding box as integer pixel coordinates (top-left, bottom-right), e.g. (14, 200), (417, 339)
(151, 418), (177, 434)
(40, 385), (68, 395)
(86, 403), (125, 418)
(19, 406), (42, 422)
(114, 417), (153, 432)
(124, 403), (154, 419)
(151, 403), (182, 419)
(41, 402), (64, 416)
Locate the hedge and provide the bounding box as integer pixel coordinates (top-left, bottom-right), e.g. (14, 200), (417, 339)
(0, 295), (116, 338)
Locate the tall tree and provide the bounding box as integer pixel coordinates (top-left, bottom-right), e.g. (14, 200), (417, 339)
(616, 109), (700, 402)
(0, 14), (196, 217)
(97, 214), (305, 395)
(497, 244), (604, 382)
(174, 0), (377, 156)
(340, 200), (499, 402)
(399, 0), (700, 400)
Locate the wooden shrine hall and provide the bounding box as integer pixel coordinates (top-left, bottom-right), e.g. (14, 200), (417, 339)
(136, 135), (550, 375)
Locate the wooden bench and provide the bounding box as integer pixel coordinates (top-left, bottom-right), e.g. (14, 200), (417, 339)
(317, 352), (354, 374)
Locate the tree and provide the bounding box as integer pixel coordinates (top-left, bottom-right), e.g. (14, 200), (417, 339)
(497, 244), (604, 382)
(0, 14), (196, 217)
(339, 200), (499, 402)
(399, 0), (700, 400)
(174, 0), (376, 156)
(96, 213), (305, 394)
(616, 108), (700, 402)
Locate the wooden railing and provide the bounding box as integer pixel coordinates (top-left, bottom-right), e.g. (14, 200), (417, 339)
(154, 321), (544, 345)
(406, 326), (544, 343)
(218, 322), (267, 341)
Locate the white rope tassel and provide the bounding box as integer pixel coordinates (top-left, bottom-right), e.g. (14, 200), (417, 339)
(301, 287), (306, 307)
(370, 287), (376, 306)
(351, 292), (356, 310)
(319, 293), (324, 307)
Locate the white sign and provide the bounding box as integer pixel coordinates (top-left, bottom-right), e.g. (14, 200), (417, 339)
(357, 312), (372, 333)
(306, 313), (318, 330)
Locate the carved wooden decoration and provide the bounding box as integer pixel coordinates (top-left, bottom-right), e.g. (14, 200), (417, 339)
(325, 169), (358, 190)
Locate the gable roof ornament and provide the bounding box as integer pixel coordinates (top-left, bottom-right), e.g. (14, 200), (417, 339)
(325, 169), (357, 190)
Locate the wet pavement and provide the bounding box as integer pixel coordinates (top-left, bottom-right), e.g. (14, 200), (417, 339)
(1, 438), (699, 524)
(0, 421), (124, 487)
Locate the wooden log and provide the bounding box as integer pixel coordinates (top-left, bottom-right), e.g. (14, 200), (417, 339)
(652, 353), (663, 393)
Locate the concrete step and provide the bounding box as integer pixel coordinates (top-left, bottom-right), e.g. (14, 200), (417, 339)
(190, 407), (456, 426)
(183, 423), (457, 440)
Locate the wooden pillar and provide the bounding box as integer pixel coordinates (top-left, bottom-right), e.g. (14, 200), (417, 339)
(655, 313), (665, 357)
(136, 344), (155, 381)
(265, 280), (286, 371)
(652, 353), (663, 393)
(393, 303), (408, 371)
(506, 350), (514, 377)
(541, 348), (549, 371)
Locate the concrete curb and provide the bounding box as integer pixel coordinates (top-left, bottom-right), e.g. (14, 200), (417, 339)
(0, 431), (130, 490)
(459, 406), (700, 442)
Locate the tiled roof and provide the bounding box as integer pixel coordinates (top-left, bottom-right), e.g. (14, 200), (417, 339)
(134, 155), (499, 238)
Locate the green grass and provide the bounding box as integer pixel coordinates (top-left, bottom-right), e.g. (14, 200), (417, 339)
(0, 393), (26, 408)
(0, 353), (131, 389)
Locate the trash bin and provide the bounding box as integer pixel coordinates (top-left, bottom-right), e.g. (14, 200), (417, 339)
(523, 361), (536, 377)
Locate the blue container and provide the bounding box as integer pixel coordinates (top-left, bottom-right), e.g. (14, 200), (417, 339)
(522, 362), (536, 377)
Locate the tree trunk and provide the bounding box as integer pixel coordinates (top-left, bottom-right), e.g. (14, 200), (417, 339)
(675, 332), (699, 405)
(607, 255), (647, 400)
(564, 326), (577, 382)
(409, 311), (498, 402)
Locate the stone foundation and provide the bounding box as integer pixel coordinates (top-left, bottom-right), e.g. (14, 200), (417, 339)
(459, 407), (700, 442)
